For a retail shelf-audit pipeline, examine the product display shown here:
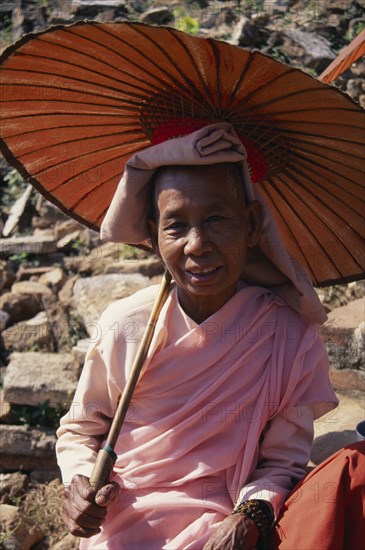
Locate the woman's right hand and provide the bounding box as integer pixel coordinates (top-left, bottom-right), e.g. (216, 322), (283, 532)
(62, 474), (119, 538)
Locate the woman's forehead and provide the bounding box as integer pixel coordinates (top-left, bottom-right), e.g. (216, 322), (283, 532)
(153, 163), (244, 199)
(153, 164), (246, 215)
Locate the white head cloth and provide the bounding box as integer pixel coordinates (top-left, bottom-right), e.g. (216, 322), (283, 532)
(101, 122), (326, 324)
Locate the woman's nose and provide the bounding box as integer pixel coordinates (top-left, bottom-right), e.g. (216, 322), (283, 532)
(184, 226), (213, 256)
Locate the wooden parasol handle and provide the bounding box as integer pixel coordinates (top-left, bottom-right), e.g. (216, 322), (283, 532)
(90, 268), (172, 490)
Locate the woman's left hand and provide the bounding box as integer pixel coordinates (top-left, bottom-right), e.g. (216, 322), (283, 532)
(203, 513), (259, 550)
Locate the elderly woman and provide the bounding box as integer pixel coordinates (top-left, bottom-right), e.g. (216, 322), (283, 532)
(56, 124), (363, 549)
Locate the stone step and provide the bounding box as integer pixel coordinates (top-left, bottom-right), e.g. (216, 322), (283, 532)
(0, 503), (45, 550)
(321, 298), (364, 370)
(73, 273), (151, 330)
(0, 235), (58, 257)
(1, 311), (52, 352)
(0, 425), (58, 471)
(311, 391), (365, 466)
(3, 352), (78, 407)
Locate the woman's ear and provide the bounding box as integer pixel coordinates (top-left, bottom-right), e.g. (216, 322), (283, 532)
(246, 200), (264, 247)
(147, 218), (161, 258)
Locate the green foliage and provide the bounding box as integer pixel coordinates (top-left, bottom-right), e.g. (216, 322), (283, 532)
(173, 8), (200, 35)
(8, 251), (29, 265)
(304, 0), (327, 20)
(306, 68), (318, 77)
(13, 400), (67, 429)
(70, 238), (90, 256)
(1, 169), (27, 211)
(67, 312), (89, 348)
(118, 243), (147, 261)
(242, 0), (265, 12)
(0, 520), (22, 545)
(345, 21), (365, 42)
(267, 46), (289, 66)
(0, 10), (13, 45)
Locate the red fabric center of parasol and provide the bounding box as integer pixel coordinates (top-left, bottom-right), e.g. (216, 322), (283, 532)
(151, 117), (268, 183)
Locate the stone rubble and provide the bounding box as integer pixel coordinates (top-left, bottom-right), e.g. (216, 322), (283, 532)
(321, 298), (365, 371)
(72, 273), (152, 329)
(1, 311), (52, 352)
(0, 472), (29, 504)
(0, 503), (45, 550)
(3, 352), (78, 407)
(0, 425), (58, 472)
(0, 235), (58, 257)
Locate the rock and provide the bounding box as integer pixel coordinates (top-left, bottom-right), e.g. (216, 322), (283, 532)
(311, 392), (364, 465)
(57, 229), (82, 250)
(57, 229), (84, 250)
(3, 352), (78, 407)
(63, 255), (93, 275)
(1, 311), (52, 352)
(263, 0), (296, 16)
(0, 235), (58, 257)
(140, 6), (174, 25)
(54, 219), (86, 241)
(351, 58), (365, 77)
(16, 265), (54, 281)
(352, 321), (364, 369)
(35, 196), (68, 223)
(346, 280), (365, 301)
(186, 0), (209, 7)
(71, 0), (118, 20)
(58, 275), (79, 306)
(73, 273), (151, 330)
(329, 368), (365, 392)
(39, 267), (67, 291)
(53, 533), (80, 550)
(0, 309), (10, 331)
(72, 338), (90, 367)
(29, 470), (61, 483)
(0, 291), (42, 323)
(0, 425), (58, 471)
(325, 0), (353, 10)
(0, 260), (16, 291)
(63, 242), (149, 275)
(0, 389), (16, 424)
(11, 280), (53, 298)
(321, 298), (365, 370)
(105, 257), (164, 277)
(0, 472), (29, 504)
(31, 215), (53, 229)
(346, 78), (363, 99)
(32, 227), (55, 238)
(0, 504), (45, 550)
(282, 29), (335, 73)
(231, 16), (269, 47)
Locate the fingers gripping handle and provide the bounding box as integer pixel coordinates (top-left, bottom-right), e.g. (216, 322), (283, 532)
(90, 446), (117, 491)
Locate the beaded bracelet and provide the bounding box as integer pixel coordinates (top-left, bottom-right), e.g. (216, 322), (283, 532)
(231, 499), (273, 550)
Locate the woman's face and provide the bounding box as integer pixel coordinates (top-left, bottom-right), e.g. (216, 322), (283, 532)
(148, 164), (263, 323)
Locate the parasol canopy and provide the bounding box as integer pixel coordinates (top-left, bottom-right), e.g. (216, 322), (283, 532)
(0, 21), (364, 287)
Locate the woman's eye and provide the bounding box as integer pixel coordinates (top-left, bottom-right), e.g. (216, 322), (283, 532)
(206, 215), (224, 223)
(165, 221), (185, 231)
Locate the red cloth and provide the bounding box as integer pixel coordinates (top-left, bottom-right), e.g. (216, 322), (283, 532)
(272, 442), (365, 549)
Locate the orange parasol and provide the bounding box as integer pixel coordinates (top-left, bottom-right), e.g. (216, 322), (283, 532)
(0, 21), (364, 286)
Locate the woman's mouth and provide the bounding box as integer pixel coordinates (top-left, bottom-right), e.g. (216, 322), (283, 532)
(185, 266), (222, 283)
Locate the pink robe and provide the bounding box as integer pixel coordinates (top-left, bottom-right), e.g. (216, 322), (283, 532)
(56, 283), (337, 549)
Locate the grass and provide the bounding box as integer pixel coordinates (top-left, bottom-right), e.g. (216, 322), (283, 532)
(22, 479), (70, 547)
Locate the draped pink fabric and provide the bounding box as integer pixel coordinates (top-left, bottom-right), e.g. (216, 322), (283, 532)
(56, 283), (337, 549)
